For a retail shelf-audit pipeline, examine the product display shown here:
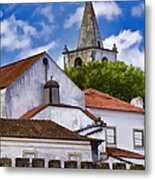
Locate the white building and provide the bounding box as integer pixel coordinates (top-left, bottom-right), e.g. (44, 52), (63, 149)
(0, 1), (145, 169)
(84, 89), (145, 166)
(0, 52), (105, 166)
(0, 119), (100, 168)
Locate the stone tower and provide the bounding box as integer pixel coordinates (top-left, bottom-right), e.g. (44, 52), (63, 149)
(77, 1), (103, 49)
(63, 1), (118, 68)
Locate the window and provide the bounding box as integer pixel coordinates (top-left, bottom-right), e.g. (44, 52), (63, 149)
(133, 129), (144, 149)
(74, 57), (82, 67)
(50, 87), (60, 104)
(98, 41), (101, 48)
(106, 126), (116, 146)
(102, 57), (108, 62)
(44, 79), (60, 104)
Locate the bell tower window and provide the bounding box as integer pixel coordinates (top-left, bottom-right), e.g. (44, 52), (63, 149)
(74, 57), (82, 67)
(102, 57), (108, 62)
(44, 79), (60, 104)
(98, 41), (101, 48)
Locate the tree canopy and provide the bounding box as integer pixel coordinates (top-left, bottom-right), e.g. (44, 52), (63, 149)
(65, 60), (145, 103)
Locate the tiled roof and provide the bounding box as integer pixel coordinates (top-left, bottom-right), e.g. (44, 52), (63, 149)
(0, 52), (45, 89)
(20, 103), (99, 122)
(0, 118), (94, 141)
(84, 89), (144, 113)
(106, 147), (144, 159)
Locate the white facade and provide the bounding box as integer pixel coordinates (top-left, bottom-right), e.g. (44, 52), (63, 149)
(30, 105), (106, 157)
(94, 49), (117, 63)
(0, 89), (6, 118)
(31, 106), (96, 131)
(1, 137), (92, 168)
(87, 108), (144, 155)
(0, 53), (85, 119)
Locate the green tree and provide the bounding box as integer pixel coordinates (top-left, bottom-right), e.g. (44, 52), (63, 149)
(65, 60), (145, 104)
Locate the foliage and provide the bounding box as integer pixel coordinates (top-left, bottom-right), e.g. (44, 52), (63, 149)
(65, 60), (145, 103)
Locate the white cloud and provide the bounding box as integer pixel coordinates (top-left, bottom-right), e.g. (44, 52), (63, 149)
(131, 3), (144, 17)
(56, 54), (64, 70)
(94, 1), (122, 21)
(103, 29), (144, 70)
(1, 14), (37, 51)
(18, 41), (57, 60)
(64, 2), (122, 29)
(32, 5), (54, 24)
(64, 6), (84, 29)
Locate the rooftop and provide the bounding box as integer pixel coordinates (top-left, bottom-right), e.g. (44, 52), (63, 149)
(0, 52), (45, 89)
(84, 89), (144, 113)
(0, 118), (97, 142)
(20, 103), (99, 122)
(106, 147), (144, 159)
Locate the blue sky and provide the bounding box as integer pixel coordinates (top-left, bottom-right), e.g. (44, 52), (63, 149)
(0, 0), (145, 69)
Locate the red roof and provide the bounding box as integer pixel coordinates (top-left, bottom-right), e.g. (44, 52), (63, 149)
(0, 52), (45, 89)
(84, 89), (144, 113)
(20, 103), (99, 122)
(106, 147), (144, 159)
(0, 118), (92, 141)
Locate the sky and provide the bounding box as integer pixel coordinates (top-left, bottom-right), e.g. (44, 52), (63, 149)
(0, 0), (145, 70)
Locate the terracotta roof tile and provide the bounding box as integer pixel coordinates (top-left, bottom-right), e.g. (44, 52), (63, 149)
(20, 103), (99, 122)
(0, 118), (92, 141)
(0, 52), (45, 89)
(84, 89), (144, 113)
(106, 147), (144, 159)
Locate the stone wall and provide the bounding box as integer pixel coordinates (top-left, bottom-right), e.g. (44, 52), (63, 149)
(64, 48), (117, 68)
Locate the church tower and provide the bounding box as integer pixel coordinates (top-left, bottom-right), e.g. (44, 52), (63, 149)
(63, 1), (118, 68)
(77, 1), (103, 49)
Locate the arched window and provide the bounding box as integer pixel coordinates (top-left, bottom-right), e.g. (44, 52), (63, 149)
(102, 57), (108, 62)
(74, 57), (82, 68)
(98, 41), (101, 48)
(44, 79), (60, 104)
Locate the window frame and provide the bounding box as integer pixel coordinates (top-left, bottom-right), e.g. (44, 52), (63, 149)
(106, 126), (117, 146)
(49, 87), (60, 104)
(133, 129), (144, 149)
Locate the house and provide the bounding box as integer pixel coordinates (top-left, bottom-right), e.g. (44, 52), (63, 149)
(0, 1), (145, 169)
(84, 89), (145, 166)
(63, 2), (118, 68)
(0, 52), (106, 166)
(0, 52), (84, 119)
(0, 118), (102, 168)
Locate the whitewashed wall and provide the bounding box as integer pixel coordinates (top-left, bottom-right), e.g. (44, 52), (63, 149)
(87, 108), (145, 155)
(4, 53), (85, 118)
(31, 106), (96, 131)
(31, 106), (106, 158)
(1, 137), (92, 168)
(94, 49), (116, 62)
(0, 89), (6, 118)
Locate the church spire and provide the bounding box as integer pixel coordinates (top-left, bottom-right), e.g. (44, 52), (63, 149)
(77, 2), (103, 49)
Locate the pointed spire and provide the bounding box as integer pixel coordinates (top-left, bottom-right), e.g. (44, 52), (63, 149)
(77, 2), (103, 49)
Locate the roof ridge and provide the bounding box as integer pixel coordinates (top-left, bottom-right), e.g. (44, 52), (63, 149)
(0, 51), (46, 69)
(0, 118), (100, 142)
(20, 103), (99, 121)
(0, 51), (46, 89)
